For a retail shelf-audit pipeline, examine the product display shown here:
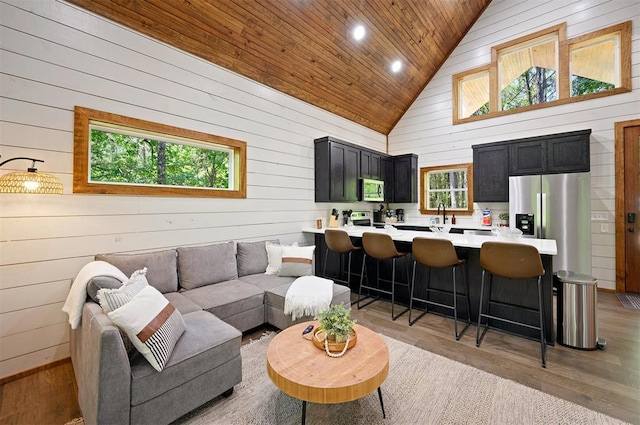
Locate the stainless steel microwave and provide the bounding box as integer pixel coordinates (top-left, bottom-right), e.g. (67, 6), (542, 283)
(361, 178), (384, 202)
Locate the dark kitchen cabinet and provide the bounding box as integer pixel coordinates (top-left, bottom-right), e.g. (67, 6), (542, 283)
(510, 140), (545, 175)
(360, 150), (383, 180)
(546, 132), (590, 173)
(391, 154), (418, 203)
(314, 137), (360, 202)
(473, 144), (509, 202)
(509, 129), (591, 176)
(382, 157), (393, 202)
(473, 129), (591, 203)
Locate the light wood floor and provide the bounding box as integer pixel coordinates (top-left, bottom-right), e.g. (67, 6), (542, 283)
(1, 292), (638, 424)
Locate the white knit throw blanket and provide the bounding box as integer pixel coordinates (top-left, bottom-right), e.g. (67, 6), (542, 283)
(284, 276), (333, 321)
(62, 261), (128, 329)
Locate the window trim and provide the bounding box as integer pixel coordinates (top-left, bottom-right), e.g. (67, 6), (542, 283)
(452, 21), (631, 125)
(73, 106), (247, 198)
(419, 163), (474, 215)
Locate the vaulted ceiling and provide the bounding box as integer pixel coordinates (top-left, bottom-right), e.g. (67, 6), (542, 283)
(66, 0), (491, 135)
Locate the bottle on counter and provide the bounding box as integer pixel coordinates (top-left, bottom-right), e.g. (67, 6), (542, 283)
(451, 214), (456, 225)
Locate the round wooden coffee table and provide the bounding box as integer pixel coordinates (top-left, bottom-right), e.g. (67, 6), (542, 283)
(266, 321), (389, 425)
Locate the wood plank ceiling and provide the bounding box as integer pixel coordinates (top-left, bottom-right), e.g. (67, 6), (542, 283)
(66, 0), (491, 135)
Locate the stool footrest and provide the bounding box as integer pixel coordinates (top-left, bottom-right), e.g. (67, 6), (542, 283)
(478, 313), (543, 332)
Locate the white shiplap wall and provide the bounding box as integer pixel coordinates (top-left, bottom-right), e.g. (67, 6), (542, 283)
(0, 0), (386, 379)
(388, 0), (640, 291)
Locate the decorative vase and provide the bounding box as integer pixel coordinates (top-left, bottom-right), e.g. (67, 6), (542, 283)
(312, 329), (357, 354)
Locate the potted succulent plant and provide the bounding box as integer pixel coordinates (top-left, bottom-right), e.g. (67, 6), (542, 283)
(498, 212), (510, 227)
(313, 303), (357, 356)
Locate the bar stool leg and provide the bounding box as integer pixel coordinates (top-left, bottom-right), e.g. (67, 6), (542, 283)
(537, 276), (547, 368)
(452, 265), (472, 340)
(476, 270), (487, 347)
(357, 254), (378, 309)
(408, 260), (417, 324)
(453, 266), (459, 338)
(323, 247), (330, 279)
(346, 251), (352, 289)
(357, 254), (366, 309)
(408, 262), (429, 326)
(464, 264), (472, 327)
(391, 256), (409, 321)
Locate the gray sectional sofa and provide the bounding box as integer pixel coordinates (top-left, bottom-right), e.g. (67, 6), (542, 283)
(70, 240), (351, 425)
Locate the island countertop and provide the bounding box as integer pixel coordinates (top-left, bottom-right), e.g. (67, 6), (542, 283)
(302, 226), (557, 256)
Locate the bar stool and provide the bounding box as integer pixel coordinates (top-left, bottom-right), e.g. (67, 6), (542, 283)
(476, 241), (547, 367)
(357, 232), (410, 320)
(409, 237), (471, 340)
(322, 229), (362, 289)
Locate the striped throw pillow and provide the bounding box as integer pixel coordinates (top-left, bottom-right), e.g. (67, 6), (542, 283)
(97, 268), (149, 313)
(107, 284), (185, 371)
(278, 245), (315, 277)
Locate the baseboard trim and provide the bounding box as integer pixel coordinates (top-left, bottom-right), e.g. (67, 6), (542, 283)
(0, 357), (71, 386)
(599, 288), (615, 294)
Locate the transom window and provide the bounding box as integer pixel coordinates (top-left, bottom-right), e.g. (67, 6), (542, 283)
(420, 163), (473, 215)
(453, 21), (631, 124)
(498, 33), (558, 111)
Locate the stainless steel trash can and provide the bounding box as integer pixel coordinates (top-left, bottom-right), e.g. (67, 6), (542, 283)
(555, 270), (604, 350)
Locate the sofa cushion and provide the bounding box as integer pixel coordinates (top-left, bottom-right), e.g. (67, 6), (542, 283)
(87, 275), (123, 303)
(108, 284), (186, 372)
(177, 242), (237, 290)
(129, 310), (241, 406)
(265, 281), (351, 312)
(163, 292), (202, 315)
(278, 245), (315, 277)
(238, 273), (296, 292)
(236, 240), (277, 277)
(96, 249), (178, 294)
(181, 279), (264, 320)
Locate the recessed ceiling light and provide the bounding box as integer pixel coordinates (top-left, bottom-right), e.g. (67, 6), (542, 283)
(353, 25), (366, 41)
(391, 60), (402, 73)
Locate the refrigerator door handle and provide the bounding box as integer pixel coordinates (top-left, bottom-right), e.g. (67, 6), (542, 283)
(536, 192), (543, 238)
(540, 192), (547, 239)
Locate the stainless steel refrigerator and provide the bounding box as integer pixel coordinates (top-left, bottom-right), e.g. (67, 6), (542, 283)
(509, 172), (591, 274)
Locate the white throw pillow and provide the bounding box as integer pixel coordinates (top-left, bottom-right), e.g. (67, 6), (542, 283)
(278, 245), (315, 277)
(265, 242), (298, 275)
(107, 284), (186, 371)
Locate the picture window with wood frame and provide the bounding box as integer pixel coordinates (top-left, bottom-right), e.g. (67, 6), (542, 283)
(73, 107), (247, 198)
(420, 163), (473, 215)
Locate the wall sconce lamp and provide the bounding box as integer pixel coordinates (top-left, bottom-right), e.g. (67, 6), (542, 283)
(0, 156), (63, 194)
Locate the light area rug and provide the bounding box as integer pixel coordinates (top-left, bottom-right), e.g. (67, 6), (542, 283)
(172, 332), (627, 425)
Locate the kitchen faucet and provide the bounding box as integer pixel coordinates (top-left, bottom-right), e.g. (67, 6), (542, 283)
(437, 203), (447, 224)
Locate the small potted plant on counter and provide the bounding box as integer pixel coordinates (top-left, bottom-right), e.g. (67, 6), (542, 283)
(498, 212), (509, 227)
(313, 303), (357, 357)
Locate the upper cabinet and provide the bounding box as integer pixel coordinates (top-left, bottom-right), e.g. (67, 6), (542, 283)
(509, 129), (591, 176)
(360, 150), (383, 180)
(391, 154), (418, 203)
(473, 129), (591, 203)
(382, 157), (393, 202)
(314, 137), (418, 203)
(546, 131), (590, 173)
(473, 143), (510, 202)
(314, 137), (360, 202)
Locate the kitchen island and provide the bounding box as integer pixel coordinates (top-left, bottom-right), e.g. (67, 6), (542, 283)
(303, 226), (557, 344)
